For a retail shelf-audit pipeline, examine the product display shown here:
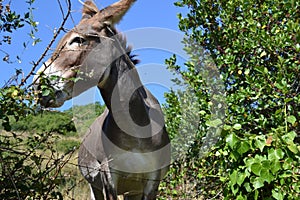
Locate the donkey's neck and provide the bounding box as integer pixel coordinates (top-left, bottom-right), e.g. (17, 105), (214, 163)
(99, 54), (150, 127)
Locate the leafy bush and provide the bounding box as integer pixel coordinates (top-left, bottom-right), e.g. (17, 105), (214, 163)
(0, 1), (77, 199)
(161, 0), (300, 199)
(10, 111), (77, 135)
(0, 131), (76, 199)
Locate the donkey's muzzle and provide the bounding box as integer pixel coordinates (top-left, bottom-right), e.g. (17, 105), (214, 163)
(34, 84), (64, 108)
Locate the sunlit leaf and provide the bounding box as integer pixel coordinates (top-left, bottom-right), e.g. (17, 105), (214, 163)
(226, 133), (239, 149)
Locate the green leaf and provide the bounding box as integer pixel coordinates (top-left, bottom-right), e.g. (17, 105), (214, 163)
(226, 133), (239, 149)
(244, 182), (252, 193)
(42, 89), (51, 97)
(282, 158), (293, 170)
(271, 160), (282, 174)
(260, 51), (267, 58)
(255, 136), (266, 152)
(237, 194), (246, 200)
(32, 38), (42, 46)
(287, 115), (296, 125)
(261, 160), (270, 168)
(233, 123), (242, 130)
(244, 68), (250, 75)
(223, 124), (232, 130)
(237, 141), (250, 155)
(231, 184), (239, 195)
(251, 177), (265, 189)
(229, 170), (238, 185)
(286, 131), (297, 142)
(260, 168), (274, 183)
(268, 148), (284, 160)
(230, 150), (241, 161)
(250, 163), (261, 176)
(206, 118), (222, 127)
(24, 12), (30, 19)
(237, 172), (246, 186)
(199, 110), (206, 115)
(237, 16), (243, 21)
(272, 189), (284, 200)
(287, 144), (299, 154)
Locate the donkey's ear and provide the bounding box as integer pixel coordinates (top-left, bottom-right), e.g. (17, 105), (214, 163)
(82, 0), (99, 19)
(97, 0), (136, 24)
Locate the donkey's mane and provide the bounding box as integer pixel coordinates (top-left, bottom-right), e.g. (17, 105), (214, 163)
(110, 27), (139, 66)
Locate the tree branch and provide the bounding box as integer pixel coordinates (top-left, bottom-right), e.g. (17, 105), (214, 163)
(20, 0), (72, 87)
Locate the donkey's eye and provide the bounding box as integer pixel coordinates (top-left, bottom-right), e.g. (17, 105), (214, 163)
(69, 37), (86, 46)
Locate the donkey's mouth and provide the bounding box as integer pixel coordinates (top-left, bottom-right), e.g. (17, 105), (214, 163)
(38, 90), (65, 108)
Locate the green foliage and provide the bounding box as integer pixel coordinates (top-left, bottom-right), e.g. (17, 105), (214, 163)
(0, 100), (105, 199)
(56, 139), (80, 154)
(10, 111), (77, 135)
(161, 0), (300, 199)
(66, 102), (106, 136)
(0, 1), (80, 199)
(0, 83), (36, 131)
(0, 0), (40, 49)
(5, 102), (105, 136)
(0, 131), (76, 199)
(0, 82), (74, 199)
(0, 3), (25, 33)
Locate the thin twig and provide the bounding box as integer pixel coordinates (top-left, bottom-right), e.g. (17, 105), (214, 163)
(0, 153), (21, 200)
(43, 148), (77, 198)
(57, 0), (65, 18)
(206, 190), (222, 200)
(20, 0), (72, 87)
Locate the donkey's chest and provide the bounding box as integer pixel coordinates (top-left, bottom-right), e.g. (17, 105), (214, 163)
(102, 133), (162, 173)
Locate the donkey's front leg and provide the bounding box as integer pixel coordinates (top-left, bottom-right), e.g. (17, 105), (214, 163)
(101, 166), (119, 200)
(142, 180), (160, 200)
(141, 190), (159, 200)
(90, 184), (105, 200)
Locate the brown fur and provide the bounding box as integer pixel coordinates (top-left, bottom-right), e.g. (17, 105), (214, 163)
(82, 1), (99, 19)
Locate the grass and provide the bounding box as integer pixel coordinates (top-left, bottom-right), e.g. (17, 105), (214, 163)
(57, 150), (91, 200)
(47, 133), (91, 199)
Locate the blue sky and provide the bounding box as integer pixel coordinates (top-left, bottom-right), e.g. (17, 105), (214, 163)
(1, 0), (188, 110)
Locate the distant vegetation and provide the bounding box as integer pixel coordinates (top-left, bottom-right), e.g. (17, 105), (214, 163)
(10, 111), (76, 135)
(5, 102), (106, 154)
(0, 102), (105, 199)
(8, 102), (105, 136)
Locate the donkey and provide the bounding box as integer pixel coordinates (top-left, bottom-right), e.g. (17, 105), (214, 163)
(33, 0), (170, 199)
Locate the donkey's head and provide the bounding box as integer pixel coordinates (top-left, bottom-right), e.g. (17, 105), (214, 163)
(34, 0), (136, 107)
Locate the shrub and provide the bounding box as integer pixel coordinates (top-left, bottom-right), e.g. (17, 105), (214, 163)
(161, 0), (300, 199)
